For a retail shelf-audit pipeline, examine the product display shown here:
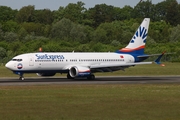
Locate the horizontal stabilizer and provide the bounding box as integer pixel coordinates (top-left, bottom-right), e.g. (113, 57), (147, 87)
(137, 54), (163, 58)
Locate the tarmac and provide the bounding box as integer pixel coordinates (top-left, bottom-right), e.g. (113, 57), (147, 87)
(0, 76), (180, 86)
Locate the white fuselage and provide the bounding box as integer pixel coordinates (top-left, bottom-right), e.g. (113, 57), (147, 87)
(6, 52), (135, 72)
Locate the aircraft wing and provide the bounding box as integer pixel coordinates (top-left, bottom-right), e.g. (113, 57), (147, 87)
(90, 62), (152, 69)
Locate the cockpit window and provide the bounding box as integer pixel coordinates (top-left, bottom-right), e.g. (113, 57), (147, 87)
(12, 59), (22, 62)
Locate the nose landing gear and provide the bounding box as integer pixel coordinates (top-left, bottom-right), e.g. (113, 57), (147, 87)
(19, 73), (25, 81)
(14, 72), (25, 81)
(19, 76), (25, 81)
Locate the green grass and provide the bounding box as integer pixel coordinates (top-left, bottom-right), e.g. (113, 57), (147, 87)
(1, 63), (180, 119)
(1, 62), (180, 77)
(0, 84), (180, 120)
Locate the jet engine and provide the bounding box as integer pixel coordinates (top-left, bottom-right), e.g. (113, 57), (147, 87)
(36, 72), (56, 77)
(69, 66), (91, 78)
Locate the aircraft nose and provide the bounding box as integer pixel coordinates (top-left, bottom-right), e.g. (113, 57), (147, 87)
(5, 62), (12, 69)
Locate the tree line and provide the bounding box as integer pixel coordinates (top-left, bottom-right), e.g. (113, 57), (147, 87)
(0, 0), (180, 63)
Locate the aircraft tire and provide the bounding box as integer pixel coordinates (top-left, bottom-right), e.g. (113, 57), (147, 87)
(67, 73), (74, 79)
(87, 74), (95, 80)
(19, 76), (25, 81)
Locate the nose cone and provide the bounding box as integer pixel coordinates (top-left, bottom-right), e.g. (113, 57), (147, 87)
(5, 62), (12, 70)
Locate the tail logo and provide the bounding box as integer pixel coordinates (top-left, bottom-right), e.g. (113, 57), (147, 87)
(116, 18), (150, 54)
(130, 26), (147, 44)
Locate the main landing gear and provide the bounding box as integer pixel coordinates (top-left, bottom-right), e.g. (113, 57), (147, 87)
(87, 74), (95, 80)
(67, 73), (74, 79)
(66, 73), (95, 80)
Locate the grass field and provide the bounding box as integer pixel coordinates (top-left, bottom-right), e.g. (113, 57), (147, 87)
(0, 62), (180, 120)
(0, 84), (180, 120)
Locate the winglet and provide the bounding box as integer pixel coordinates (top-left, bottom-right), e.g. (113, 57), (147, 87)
(154, 51), (165, 65)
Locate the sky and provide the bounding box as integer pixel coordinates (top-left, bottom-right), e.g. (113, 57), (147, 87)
(0, 0), (179, 10)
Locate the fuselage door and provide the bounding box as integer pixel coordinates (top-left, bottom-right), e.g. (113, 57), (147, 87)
(29, 56), (34, 66)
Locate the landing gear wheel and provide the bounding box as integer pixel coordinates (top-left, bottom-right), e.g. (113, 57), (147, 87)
(67, 73), (74, 79)
(87, 74), (95, 80)
(19, 76), (25, 81)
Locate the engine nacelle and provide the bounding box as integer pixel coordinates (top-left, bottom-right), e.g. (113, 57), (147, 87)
(36, 72), (56, 77)
(69, 66), (91, 78)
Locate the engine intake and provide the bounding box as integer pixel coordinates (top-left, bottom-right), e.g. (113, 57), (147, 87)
(69, 66), (91, 78)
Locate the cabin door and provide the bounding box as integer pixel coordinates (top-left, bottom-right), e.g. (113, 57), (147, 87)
(29, 56), (34, 66)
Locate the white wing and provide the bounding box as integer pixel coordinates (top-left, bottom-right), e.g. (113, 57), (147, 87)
(90, 62), (152, 72)
(90, 62), (152, 69)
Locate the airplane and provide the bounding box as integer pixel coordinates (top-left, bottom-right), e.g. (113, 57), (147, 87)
(5, 18), (164, 80)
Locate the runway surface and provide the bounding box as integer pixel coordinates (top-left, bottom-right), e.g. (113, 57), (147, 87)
(0, 76), (180, 86)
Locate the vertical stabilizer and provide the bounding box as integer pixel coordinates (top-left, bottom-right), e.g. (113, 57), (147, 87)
(117, 18), (150, 55)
